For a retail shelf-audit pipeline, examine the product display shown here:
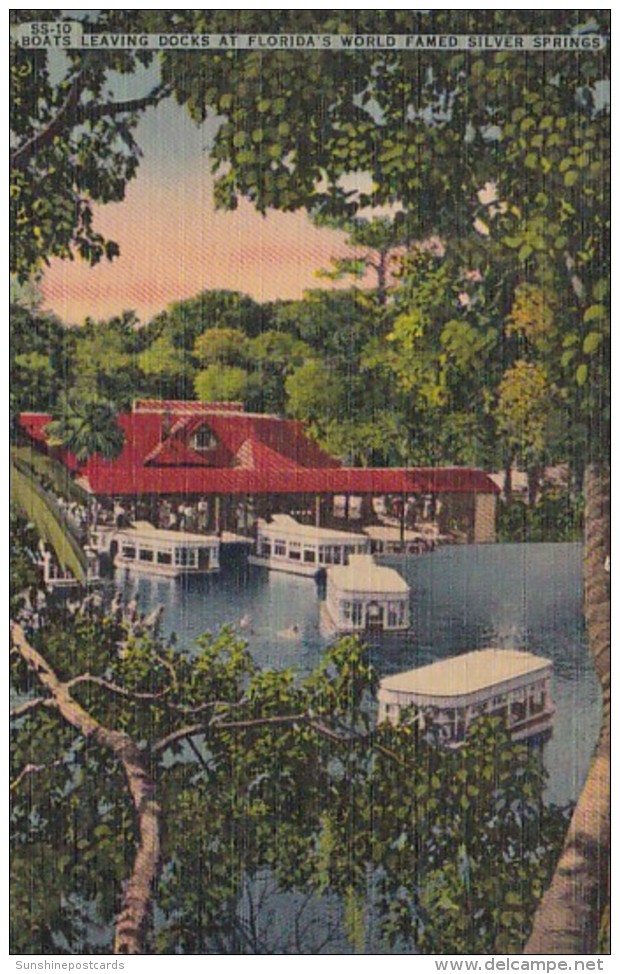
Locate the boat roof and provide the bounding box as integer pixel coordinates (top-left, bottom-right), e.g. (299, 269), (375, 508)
(380, 649), (552, 699)
(116, 521), (219, 545)
(328, 555), (410, 594)
(257, 515), (368, 543)
(363, 525), (430, 541)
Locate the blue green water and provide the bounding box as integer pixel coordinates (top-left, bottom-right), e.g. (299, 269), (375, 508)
(118, 542), (601, 807)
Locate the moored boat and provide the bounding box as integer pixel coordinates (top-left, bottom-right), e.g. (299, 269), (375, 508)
(99, 521), (220, 577)
(248, 514), (370, 577)
(378, 648), (555, 745)
(321, 554), (411, 635)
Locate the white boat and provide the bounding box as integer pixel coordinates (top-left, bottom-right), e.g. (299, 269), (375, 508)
(363, 524), (435, 555)
(378, 648), (555, 746)
(248, 514), (370, 576)
(321, 554), (411, 635)
(109, 521), (220, 577)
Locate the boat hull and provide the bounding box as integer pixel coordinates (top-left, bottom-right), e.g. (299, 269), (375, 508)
(248, 555), (320, 577)
(319, 601), (412, 638)
(115, 558), (219, 578)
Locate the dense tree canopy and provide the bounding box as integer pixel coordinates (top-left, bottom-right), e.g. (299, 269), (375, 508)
(10, 592), (568, 955)
(10, 8), (610, 955)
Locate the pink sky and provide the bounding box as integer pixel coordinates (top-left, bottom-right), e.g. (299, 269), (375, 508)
(42, 178), (358, 324)
(40, 98), (364, 325)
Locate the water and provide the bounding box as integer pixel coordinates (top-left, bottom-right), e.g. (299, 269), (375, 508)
(117, 542), (601, 807)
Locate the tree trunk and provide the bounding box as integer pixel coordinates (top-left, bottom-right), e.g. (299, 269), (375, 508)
(524, 462), (610, 954)
(504, 456), (513, 507)
(527, 463), (542, 508)
(10, 623), (162, 955)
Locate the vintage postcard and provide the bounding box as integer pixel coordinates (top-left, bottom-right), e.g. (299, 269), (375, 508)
(9, 9), (610, 961)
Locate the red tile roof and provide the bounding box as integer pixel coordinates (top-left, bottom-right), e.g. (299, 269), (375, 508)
(18, 403), (499, 497)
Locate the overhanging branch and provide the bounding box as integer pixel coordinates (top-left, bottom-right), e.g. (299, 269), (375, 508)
(10, 622), (161, 956)
(10, 697), (47, 719)
(11, 75), (170, 172)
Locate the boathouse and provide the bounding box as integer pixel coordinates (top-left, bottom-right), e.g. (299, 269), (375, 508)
(18, 400), (499, 542)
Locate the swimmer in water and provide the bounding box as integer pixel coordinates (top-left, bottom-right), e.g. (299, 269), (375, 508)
(278, 623), (301, 639)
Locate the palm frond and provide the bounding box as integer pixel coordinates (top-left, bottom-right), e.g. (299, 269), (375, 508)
(10, 458), (87, 583)
(11, 445), (90, 505)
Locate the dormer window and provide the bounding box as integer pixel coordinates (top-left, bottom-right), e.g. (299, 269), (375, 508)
(190, 425), (218, 451)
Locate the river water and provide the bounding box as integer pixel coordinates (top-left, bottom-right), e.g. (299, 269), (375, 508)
(117, 542), (600, 808)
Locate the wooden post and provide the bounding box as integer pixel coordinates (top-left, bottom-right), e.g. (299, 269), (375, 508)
(315, 495), (321, 527)
(214, 495), (221, 536)
(400, 492), (406, 544)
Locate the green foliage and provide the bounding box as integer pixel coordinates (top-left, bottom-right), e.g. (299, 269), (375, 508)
(10, 593), (568, 954)
(193, 327), (251, 367)
(496, 361), (555, 468)
(69, 314), (144, 406)
(497, 490), (583, 544)
(46, 391), (125, 464)
(137, 336), (196, 400)
(285, 359), (344, 430)
(144, 290), (270, 350)
(10, 455), (87, 582)
(10, 303), (70, 415)
(10, 10), (159, 279)
(9, 507), (43, 607)
(194, 364), (254, 403)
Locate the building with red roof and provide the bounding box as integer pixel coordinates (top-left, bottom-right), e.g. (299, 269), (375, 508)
(18, 400), (499, 542)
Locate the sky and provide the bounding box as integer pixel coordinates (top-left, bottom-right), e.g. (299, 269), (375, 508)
(40, 73), (364, 326)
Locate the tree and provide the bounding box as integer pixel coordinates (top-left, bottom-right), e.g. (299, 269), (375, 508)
(10, 10), (168, 279)
(10, 602), (568, 955)
(165, 13), (608, 948)
(314, 214), (413, 305)
(162, 11), (610, 952)
(10, 8), (610, 950)
(46, 391), (125, 464)
(284, 359), (344, 429)
(10, 454), (87, 583)
(496, 361), (556, 506)
(137, 336), (196, 401)
(246, 330), (310, 414)
(67, 312), (145, 407)
(142, 290), (271, 351)
(193, 327), (251, 367)
(10, 303), (71, 415)
(194, 364), (254, 404)
(362, 245), (506, 467)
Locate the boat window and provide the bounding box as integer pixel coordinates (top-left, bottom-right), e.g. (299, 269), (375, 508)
(333, 547), (342, 565)
(121, 545), (136, 560)
(157, 551), (172, 565)
(274, 540), (286, 557)
(351, 602), (363, 627)
(139, 548), (154, 562)
(258, 540), (271, 558)
(174, 547), (197, 567)
(303, 547), (316, 563)
(288, 542), (301, 561)
(529, 688), (546, 715)
(388, 602), (407, 628)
